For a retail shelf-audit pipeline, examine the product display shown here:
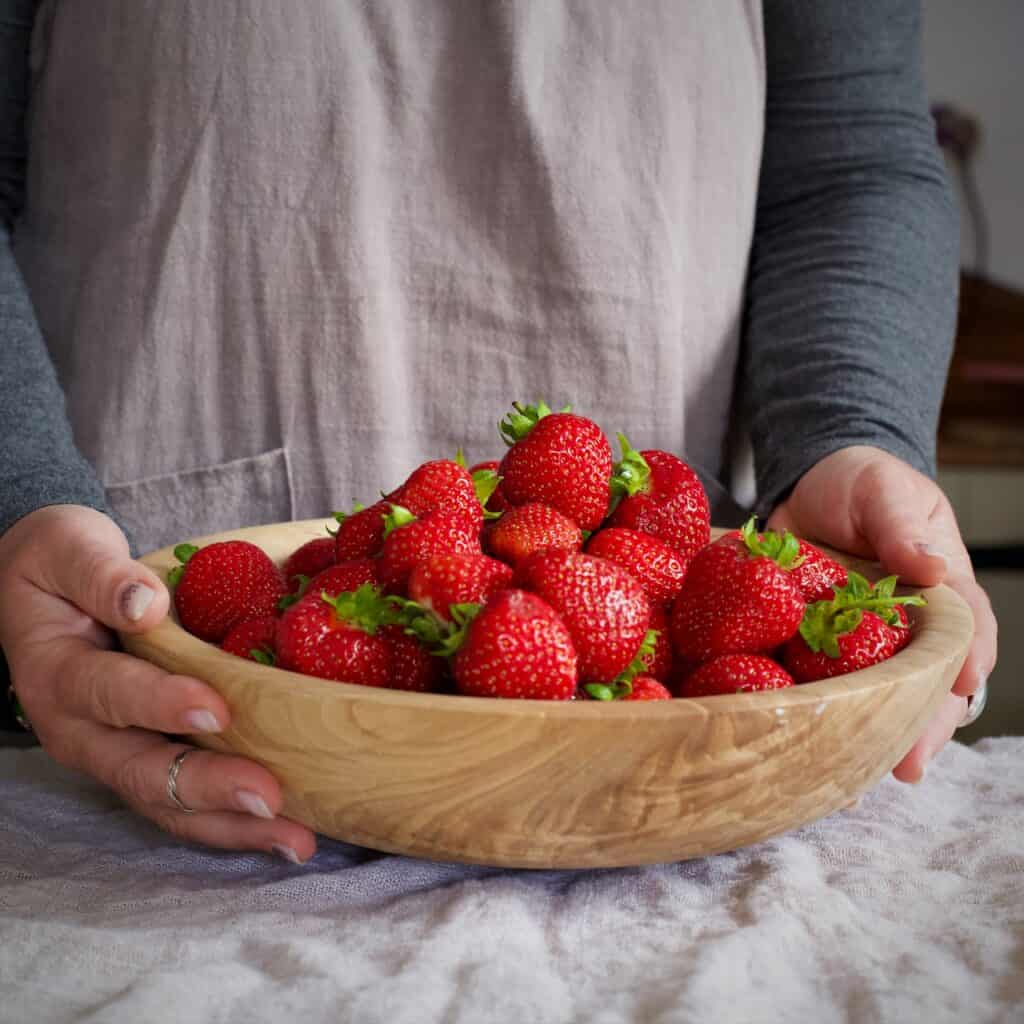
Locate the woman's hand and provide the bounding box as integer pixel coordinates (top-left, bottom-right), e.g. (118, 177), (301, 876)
(0, 504), (316, 862)
(768, 446), (997, 782)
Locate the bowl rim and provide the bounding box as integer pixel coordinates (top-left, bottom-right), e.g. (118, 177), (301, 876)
(128, 518), (975, 721)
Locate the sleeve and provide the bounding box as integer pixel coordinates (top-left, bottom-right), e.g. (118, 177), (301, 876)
(0, 0), (114, 540)
(740, 0), (960, 515)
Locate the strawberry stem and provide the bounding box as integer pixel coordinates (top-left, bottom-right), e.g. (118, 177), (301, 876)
(498, 400), (570, 446)
(167, 543), (199, 586)
(382, 504), (417, 538)
(608, 433), (651, 505)
(739, 517), (803, 570)
(798, 570), (927, 657)
(472, 467), (502, 509)
(320, 582), (405, 635)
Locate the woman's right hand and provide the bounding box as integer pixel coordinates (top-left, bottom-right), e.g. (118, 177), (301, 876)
(0, 504), (316, 863)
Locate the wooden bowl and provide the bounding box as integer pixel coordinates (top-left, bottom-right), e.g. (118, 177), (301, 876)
(121, 520), (973, 869)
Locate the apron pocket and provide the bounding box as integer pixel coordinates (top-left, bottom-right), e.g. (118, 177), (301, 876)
(105, 448), (295, 556)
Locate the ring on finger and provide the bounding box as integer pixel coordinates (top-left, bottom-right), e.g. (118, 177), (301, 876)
(958, 679), (988, 729)
(167, 747), (199, 813)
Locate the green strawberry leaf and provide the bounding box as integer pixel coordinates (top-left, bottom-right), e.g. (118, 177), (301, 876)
(472, 467), (502, 509)
(738, 517), (803, 570)
(250, 647), (275, 666)
(382, 504), (416, 538)
(609, 433), (652, 504)
(277, 574), (311, 611)
(454, 447), (467, 469)
(321, 582), (405, 635)
(167, 543), (199, 586)
(498, 400), (570, 446)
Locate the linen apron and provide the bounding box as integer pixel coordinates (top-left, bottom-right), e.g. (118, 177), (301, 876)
(15, 0), (764, 554)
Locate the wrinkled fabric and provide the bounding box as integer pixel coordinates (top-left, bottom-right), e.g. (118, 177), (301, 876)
(1, 738), (1022, 1023)
(14, 0), (764, 552)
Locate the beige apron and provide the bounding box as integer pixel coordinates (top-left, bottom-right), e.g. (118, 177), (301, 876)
(16, 0), (764, 554)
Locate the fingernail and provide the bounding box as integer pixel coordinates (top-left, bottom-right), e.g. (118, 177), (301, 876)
(120, 582), (156, 621)
(183, 709), (221, 733)
(236, 790), (274, 820)
(913, 542), (949, 567)
(272, 843), (303, 865)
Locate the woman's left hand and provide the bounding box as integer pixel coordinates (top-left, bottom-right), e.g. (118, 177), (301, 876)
(767, 445), (997, 782)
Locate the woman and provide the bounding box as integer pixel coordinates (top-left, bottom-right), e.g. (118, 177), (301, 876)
(0, 0), (996, 863)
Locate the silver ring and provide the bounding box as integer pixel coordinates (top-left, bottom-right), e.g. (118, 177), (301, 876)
(958, 679), (988, 729)
(167, 748), (199, 813)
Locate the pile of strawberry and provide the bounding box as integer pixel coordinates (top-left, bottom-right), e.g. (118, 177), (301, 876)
(167, 402), (926, 701)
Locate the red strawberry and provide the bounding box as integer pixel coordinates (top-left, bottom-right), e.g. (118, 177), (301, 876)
(670, 518), (806, 662)
(276, 583), (401, 686)
(498, 402), (612, 531)
(391, 457), (487, 531)
(608, 437), (710, 564)
(333, 500), (390, 561)
(379, 624), (445, 692)
(407, 553), (513, 621)
(782, 572), (924, 683)
(485, 503), (583, 567)
(517, 549), (650, 683)
(469, 460), (510, 514)
(282, 537), (336, 592)
(169, 541), (288, 643)
(621, 676), (672, 701)
(586, 527), (687, 607)
(309, 560), (379, 596)
(787, 540), (848, 603)
(677, 654), (795, 697)
(452, 589), (578, 700)
(640, 605), (674, 682)
(377, 505), (483, 595)
(221, 615), (278, 664)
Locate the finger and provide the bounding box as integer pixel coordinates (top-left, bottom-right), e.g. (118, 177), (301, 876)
(891, 691), (968, 783)
(147, 808), (318, 863)
(51, 720), (311, 856)
(33, 512), (170, 634)
(850, 467), (949, 588)
(945, 570), (997, 698)
(53, 641), (231, 734)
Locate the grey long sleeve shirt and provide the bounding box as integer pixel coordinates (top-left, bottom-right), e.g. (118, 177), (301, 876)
(0, 0), (957, 537)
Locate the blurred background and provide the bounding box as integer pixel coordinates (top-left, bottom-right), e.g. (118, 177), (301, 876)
(924, 0), (1023, 741)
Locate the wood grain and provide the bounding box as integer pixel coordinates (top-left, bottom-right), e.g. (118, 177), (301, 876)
(121, 520), (974, 868)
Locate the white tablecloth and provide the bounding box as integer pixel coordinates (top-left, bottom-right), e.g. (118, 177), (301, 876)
(1, 739), (1022, 1024)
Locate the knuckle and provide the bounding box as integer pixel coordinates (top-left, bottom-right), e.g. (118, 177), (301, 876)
(112, 750), (153, 805)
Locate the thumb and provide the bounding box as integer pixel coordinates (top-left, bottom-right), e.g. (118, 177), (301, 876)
(852, 464), (949, 588)
(31, 505), (170, 633)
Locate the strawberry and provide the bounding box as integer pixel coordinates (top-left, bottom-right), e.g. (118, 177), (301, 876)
(787, 540), (848, 603)
(498, 401), (612, 531)
(332, 500), (390, 561)
(452, 589), (578, 700)
(169, 541), (288, 643)
(277, 559), (379, 613)
(781, 572), (925, 683)
(670, 518), (806, 661)
(485, 503), (583, 567)
(640, 605), (674, 681)
(276, 583), (403, 686)
(221, 615), (278, 665)
(607, 436), (710, 564)
(585, 527), (687, 607)
(379, 624), (445, 692)
(377, 505), (483, 595)
(391, 456), (493, 532)
(407, 553), (513, 621)
(282, 537), (336, 592)
(677, 654), (795, 697)
(621, 676), (672, 701)
(517, 549), (650, 683)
